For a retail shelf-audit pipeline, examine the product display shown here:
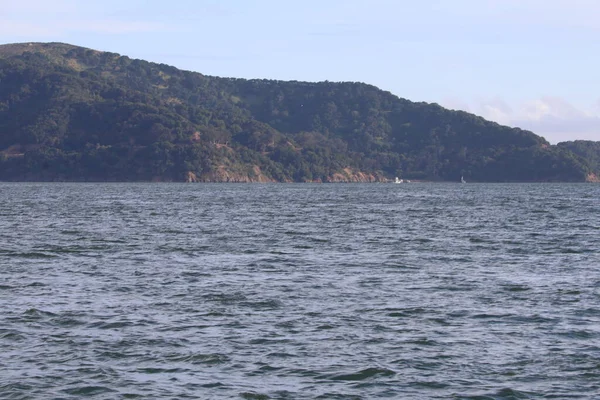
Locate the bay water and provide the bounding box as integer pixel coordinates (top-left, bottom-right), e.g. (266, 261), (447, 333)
(1, 183), (599, 399)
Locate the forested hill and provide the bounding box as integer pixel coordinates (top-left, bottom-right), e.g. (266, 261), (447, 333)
(557, 141), (600, 180)
(0, 42), (596, 182)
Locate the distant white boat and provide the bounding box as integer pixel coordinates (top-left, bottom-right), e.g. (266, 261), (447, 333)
(461, 176), (466, 184)
(395, 177), (403, 184)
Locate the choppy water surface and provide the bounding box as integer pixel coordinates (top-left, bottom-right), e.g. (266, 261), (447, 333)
(1, 183), (599, 399)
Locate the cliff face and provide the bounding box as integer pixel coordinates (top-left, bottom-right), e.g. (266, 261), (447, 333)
(0, 42), (595, 182)
(327, 168), (385, 183)
(197, 166), (277, 183)
(186, 167), (383, 183)
(586, 173), (600, 183)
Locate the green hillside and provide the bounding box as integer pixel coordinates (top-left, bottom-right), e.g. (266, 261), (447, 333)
(0, 42), (594, 182)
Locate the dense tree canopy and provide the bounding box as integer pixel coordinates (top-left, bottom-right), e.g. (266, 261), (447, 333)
(0, 42), (596, 182)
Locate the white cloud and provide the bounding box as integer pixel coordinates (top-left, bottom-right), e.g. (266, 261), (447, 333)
(474, 96), (600, 143)
(443, 96), (600, 143)
(477, 97), (513, 125)
(440, 97), (472, 113)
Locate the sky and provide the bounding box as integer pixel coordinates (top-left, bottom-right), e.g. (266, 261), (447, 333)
(1, 0), (599, 143)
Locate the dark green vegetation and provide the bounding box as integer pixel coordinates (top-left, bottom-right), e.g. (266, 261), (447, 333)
(0, 42), (597, 182)
(557, 141), (600, 181)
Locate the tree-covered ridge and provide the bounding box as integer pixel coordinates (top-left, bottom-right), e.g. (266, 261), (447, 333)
(556, 141), (600, 181)
(0, 42), (595, 182)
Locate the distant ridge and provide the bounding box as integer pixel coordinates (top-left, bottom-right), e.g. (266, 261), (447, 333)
(0, 42), (597, 182)
(0, 42), (92, 61)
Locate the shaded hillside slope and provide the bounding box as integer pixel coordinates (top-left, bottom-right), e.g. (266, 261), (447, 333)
(557, 140), (600, 181)
(0, 42), (593, 181)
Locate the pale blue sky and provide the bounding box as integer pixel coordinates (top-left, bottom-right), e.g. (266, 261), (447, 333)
(1, 0), (599, 143)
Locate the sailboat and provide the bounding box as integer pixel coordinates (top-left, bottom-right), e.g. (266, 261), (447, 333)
(461, 176), (466, 184)
(395, 177), (403, 184)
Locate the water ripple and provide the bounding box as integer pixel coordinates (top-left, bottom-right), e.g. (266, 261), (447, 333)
(0, 183), (599, 399)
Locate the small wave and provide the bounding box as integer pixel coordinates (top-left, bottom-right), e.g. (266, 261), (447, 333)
(117, 337), (190, 348)
(413, 238), (434, 243)
(203, 292), (248, 304)
(88, 320), (133, 329)
(455, 387), (537, 399)
(62, 386), (117, 396)
(471, 313), (513, 320)
(255, 365), (283, 373)
(23, 308), (57, 317)
(0, 284), (15, 290)
(158, 228), (187, 234)
(315, 392), (365, 399)
(0, 329), (26, 341)
(574, 307), (600, 317)
(121, 393), (145, 398)
(506, 247), (531, 255)
(266, 351), (297, 358)
(406, 337), (440, 346)
(508, 314), (557, 324)
(25, 281), (47, 287)
(181, 270), (213, 278)
(284, 230), (310, 236)
(315, 324), (336, 330)
(136, 367), (189, 374)
(59, 229), (81, 235)
(201, 310), (228, 317)
(11, 252), (57, 259)
(248, 338), (291, 345)
(309, 237), (330, 243)
(240, 392), (271, 400)
(292, 244), (313, 249)
(156, 324), (209, 332)
(165, 352), (230, 365)
(97, 350), (139, 361)
(558, 247), (591, 254)
(156, 245), (193, 253)
(428, 317), (453, 326)
(433, 284), (476, 292)
(500, 284), (531, 292)
(531, 208), (549, 214)
(386, 307), (428, 318)
(0, 382), (33, 393)
(201, 382), (226, 388)
(44, 245), (110, 254)
(328, 367), (396, 381)
(469, 236), (494, 243)
(50, 316), (85, 328)
(409, 380), (451, 389)
(241, 299), (284, 310)
(556, 329), (598, 340)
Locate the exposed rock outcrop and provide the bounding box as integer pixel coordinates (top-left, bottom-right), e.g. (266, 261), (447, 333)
(586, 173), (600, 183)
